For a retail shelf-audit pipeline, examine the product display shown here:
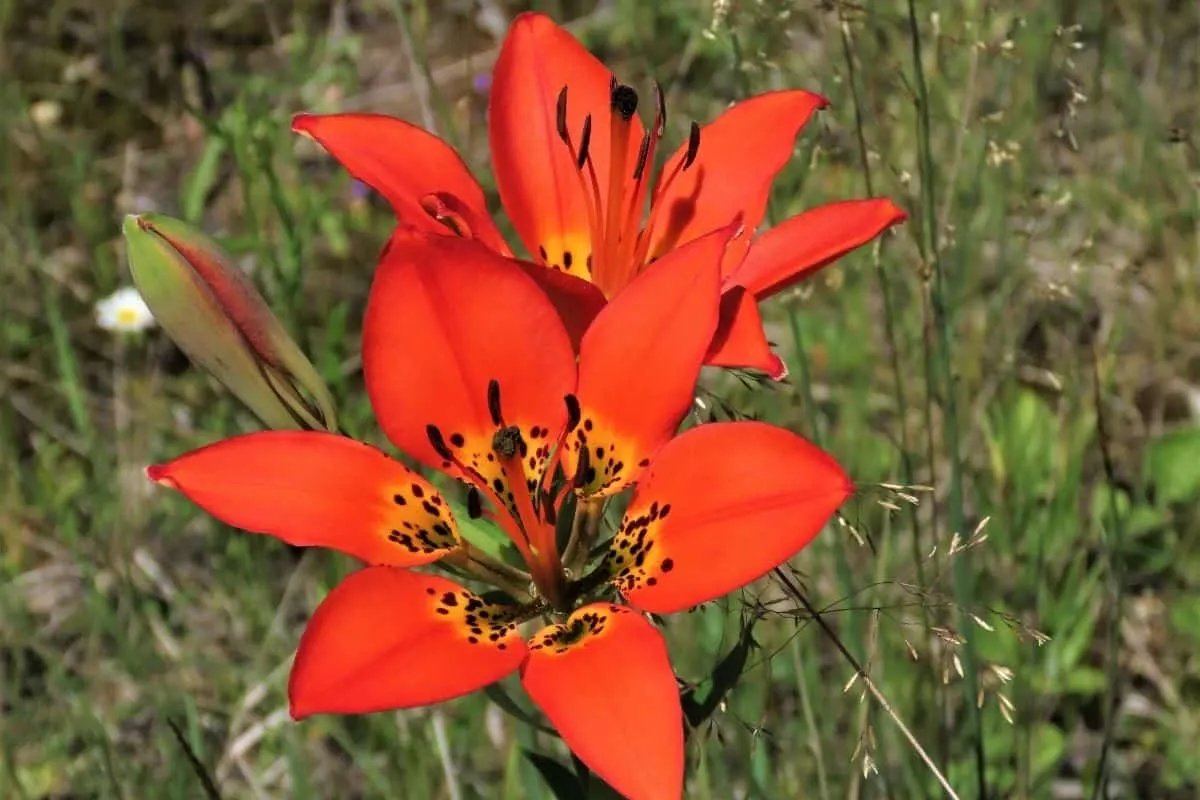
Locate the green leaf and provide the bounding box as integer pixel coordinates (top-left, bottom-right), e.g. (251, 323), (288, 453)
(681, 614), (759, 728)
(124, 213), (337, 431)
(181, 137), (227, 223)
(448, 499), (524, 569)
(525, 752), (584, 800)
(524, 752), (625, 800)
(482, 684), (556, 736)
(1145, 426), (1200, 504)
(1030, 723), (1067, 781)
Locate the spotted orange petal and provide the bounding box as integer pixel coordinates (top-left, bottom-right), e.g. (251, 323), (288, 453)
(146, 432), (460, 567)
(490, 12), (644, 278)
(646, 90), (828, 273)
(704, 287), (787, 379)
(293, 113), (508, 253)
(290, 567), (527, 718)
(606, 421), (852, 614)
(522, 604), (682, 800)
(566, 224), (729, 498)
(730, 199), (908, 298)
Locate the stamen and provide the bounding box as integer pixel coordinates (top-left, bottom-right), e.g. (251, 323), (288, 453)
(487, 379), (503, 426)
(573, 446), (592, 490)
(490, 423), (565, 605)
(654, 81), (666, 136)
(553, 84), (606, 277)
(632, 132), (652, 182)
(611, 83), (667, 288)
(564, 394), (582, 432)
(427, 424), (453, 461)
(634, 120), (703, 268)
(467, 487), (483, 519)
(683, 121), (702, 170)
(555, 86), (570, 144)
(577, 114), (593, 171)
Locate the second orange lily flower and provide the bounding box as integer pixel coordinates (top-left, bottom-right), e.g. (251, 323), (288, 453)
(294, 12), (906, 379)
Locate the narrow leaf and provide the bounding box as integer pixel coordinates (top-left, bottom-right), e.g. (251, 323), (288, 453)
(681, 614), (759, 729)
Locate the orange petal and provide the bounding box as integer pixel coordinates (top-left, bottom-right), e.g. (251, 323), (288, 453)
(522, 604), (682, 800)
(512, 259), (608, 352)
(730, 198), (908, 298)
(364, 229), (576, 524)
(290, 567), (527, 718)
(704, 288), (787, 379)
(146, 431), (460, 567)
(490, 12), (644, 274)
(646, 90), (828, 272)
(293, 113), (508, 253)
(566, 225), (729, 497)
(605, 421), (852, 614)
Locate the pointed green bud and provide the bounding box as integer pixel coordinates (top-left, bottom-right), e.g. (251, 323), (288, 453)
(123, 213), (338, 432)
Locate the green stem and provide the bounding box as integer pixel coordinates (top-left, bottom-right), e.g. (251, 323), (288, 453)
(904, 1), (985, 794)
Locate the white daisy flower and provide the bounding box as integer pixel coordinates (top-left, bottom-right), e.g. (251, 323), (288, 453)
(95, 286), (156, 333)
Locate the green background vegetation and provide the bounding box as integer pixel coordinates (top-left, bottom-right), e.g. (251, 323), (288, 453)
(2, 0), (1197, 797)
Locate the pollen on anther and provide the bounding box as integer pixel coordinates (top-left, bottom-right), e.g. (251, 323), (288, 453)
(611, 84), (639, 121)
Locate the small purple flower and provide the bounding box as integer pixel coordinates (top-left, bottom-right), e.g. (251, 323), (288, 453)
(473, 73), (492, 95)
(350, 179), (371, 200)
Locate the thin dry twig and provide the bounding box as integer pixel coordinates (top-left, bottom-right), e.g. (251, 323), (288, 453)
(773, 569), (960, 800)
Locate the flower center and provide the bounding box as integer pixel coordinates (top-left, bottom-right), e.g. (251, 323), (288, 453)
(554, 80), (703, 297)
(427, 381), (588, 608)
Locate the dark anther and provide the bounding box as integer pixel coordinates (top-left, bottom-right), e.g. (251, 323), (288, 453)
(467, 487), (483, 519)
(653, 81), (666, 136)
(610, 84), (639, 121)
(564, 394), (582, 432)
(573, 447), (592, 489)
(555, 86), (570, 144)
(427, 425), (453, 460)
(487, 379), (503, 426)
(683, 122), (702, 170)
(542, 495), (558, 525)
(683, 122), (701, 170)
(492, 425), (524, 459)
(577, 114), (593, 170)
(632, 132), (652, 181)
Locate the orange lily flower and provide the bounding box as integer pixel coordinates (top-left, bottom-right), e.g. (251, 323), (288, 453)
(147, 227), (851, 799)
(292, 12), (907, 380)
